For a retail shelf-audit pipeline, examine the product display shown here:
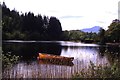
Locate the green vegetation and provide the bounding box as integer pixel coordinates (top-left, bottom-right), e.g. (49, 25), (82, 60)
(1, 2), (120, 79)
(62, 19), (120, 44)
(72, 48), (120, 79)
(98, 28), (105, 44)
(1, 2), (120, 43)
(62, 30), (98, 43)
(2, 2), (62, 41)
(72, 61), (120, 79)
(105, 19), (120, 43)
(2, 52), (20, 69)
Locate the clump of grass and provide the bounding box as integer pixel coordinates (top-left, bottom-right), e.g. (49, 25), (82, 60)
(72, 60), (120, 79)
(2, 52), (20, 69)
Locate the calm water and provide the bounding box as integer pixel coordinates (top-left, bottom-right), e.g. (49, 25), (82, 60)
(2, 41), (119, 78)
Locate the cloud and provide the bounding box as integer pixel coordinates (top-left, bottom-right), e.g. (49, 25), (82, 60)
(59, 15), (83, 19)
(47, 10), (58, 13)
(97, 21), (105, 24)
(2, 0), (119, 30)
(105, 11), (117, 16)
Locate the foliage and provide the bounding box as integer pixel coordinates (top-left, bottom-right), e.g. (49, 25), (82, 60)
(72, 47), (120, 79)
(72, 61), (120, 79)
(2, 2), (120, 43)
(2, 52), (20, 69)
(62, 30), (98, 42)
(47, 17), (62, 40)
(98, 28), (105, 44)
(62, 19), (120, 43)
(105, 19), (120, 43)
(2, 2), (62, 40)
(62, 30), (85, 41)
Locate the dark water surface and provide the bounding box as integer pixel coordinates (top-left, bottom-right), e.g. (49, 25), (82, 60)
(2, 41), (120, 78)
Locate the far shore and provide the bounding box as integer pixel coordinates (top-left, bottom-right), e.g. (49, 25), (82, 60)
(2, 40), (120, 46)
(106, 43), (120, 46)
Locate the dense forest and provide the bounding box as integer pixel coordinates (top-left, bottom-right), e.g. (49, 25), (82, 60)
(2, 2), (62, 40)
(1, 2), (120, 43)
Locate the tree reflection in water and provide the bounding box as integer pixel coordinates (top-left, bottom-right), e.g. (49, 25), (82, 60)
(2, 41), (119, 78)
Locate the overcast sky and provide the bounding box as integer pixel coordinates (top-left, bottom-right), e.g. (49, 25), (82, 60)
(1, 0), (119, 30)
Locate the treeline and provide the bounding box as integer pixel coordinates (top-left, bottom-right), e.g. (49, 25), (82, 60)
(2, 2), (120, 43)
(98, 19), (120, 44)
(105, 19), (120, 43)
(2, 2), (62, 40)
(62, 30), (99, 42)
(62, 19), (120, 44)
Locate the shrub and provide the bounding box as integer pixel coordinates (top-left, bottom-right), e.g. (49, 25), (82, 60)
(72, 60), (120, 79)
(2, 52), (20, 69)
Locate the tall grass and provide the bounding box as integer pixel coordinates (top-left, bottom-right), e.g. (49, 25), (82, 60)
(72, 60), (120, 79)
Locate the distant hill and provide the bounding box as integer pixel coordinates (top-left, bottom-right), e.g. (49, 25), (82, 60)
(81, 26), (101, 33)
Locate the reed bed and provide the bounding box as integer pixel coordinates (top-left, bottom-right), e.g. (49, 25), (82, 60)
(2, 52), (119, 79)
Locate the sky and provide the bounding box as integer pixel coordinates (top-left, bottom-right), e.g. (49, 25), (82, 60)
(1, 0), (119, 30)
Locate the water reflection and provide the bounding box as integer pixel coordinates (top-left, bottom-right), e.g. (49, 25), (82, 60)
(61, 46), (109, 68)
(38, 59), (74, 66)
(3, 42), (62, 60)
(2, 41), (119, 78)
